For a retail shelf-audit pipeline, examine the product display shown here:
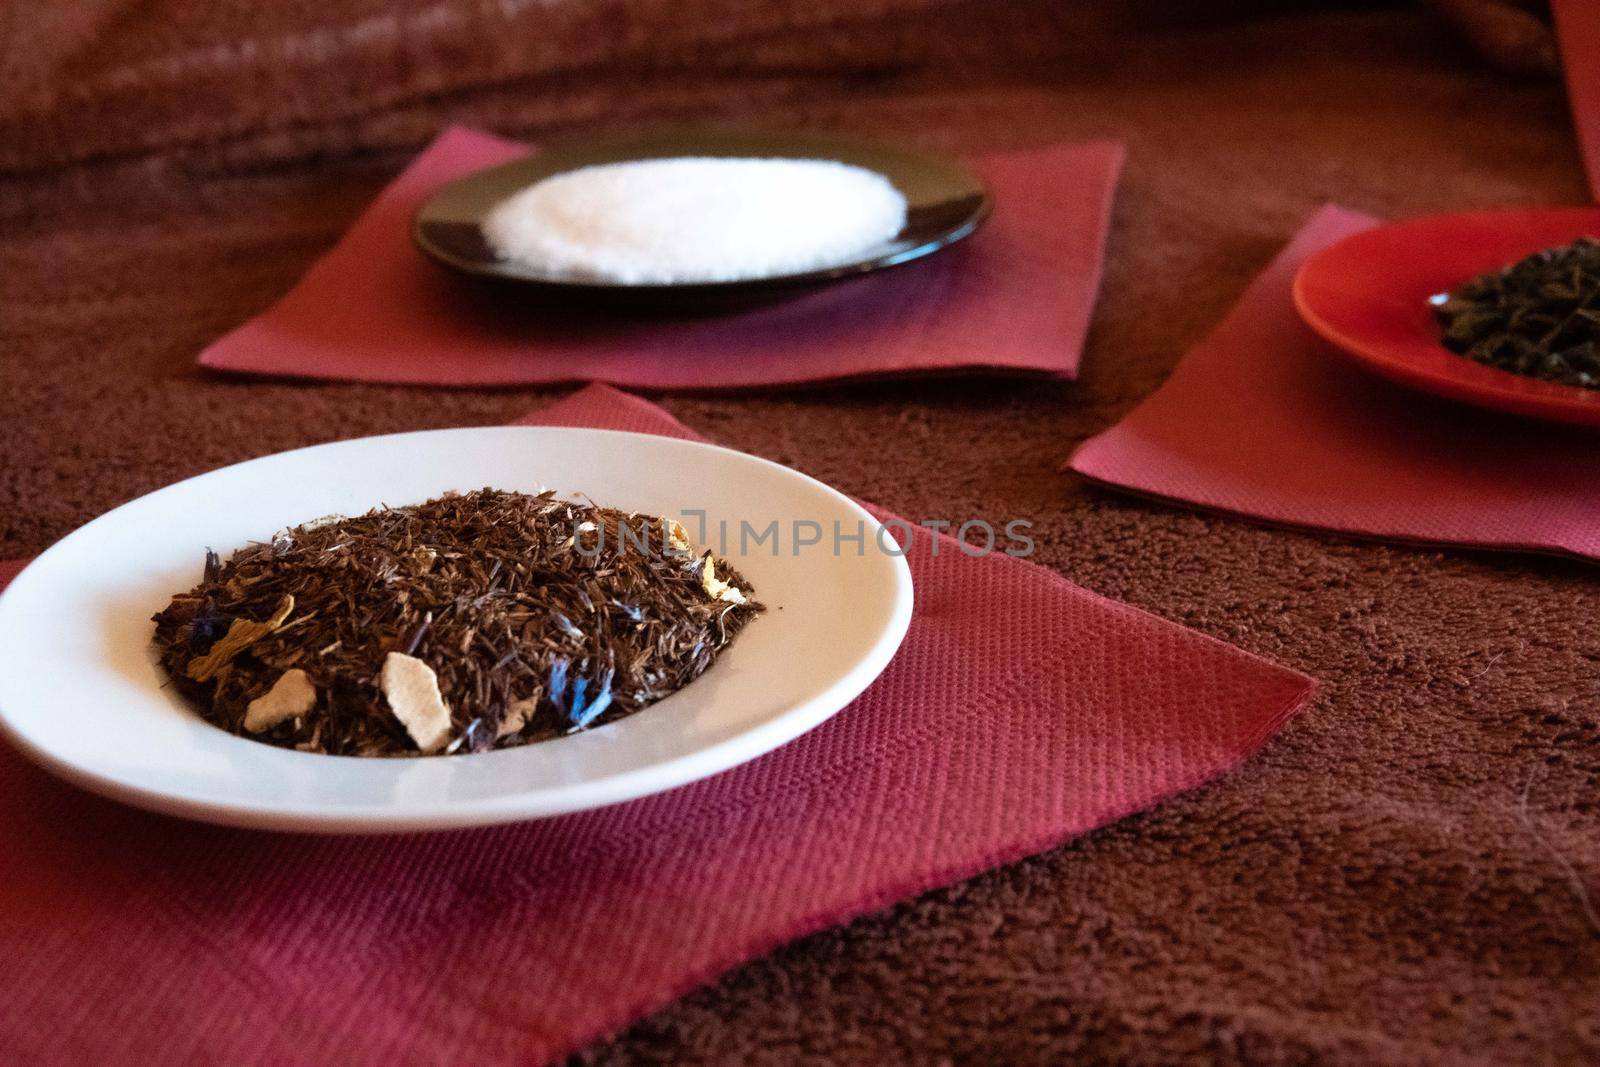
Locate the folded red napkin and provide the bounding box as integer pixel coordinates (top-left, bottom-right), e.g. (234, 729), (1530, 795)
(1554, 0), (1600, 199)
(0, 385), (1312, 1065)
(196, 127), (1123, 389)
(1070, 205), (1600, 562)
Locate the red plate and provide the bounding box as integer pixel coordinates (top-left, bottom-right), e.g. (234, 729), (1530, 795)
(1292, 208), (1600, 428)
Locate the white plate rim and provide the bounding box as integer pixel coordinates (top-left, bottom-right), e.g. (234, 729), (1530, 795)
(0, 427), (914, 833)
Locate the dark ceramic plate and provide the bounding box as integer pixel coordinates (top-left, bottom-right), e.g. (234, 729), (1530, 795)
(413, 127), (991, 307)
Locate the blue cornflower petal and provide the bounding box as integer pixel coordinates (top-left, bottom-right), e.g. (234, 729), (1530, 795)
(567, 677), (590, 725)
(572, 690), (612, 729)
(571, 669), (614, 729)
(548, 659), (569, 714)
(552, 612), (584, 641)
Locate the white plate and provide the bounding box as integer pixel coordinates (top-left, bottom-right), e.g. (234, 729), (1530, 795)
(0, 428), (912, 833)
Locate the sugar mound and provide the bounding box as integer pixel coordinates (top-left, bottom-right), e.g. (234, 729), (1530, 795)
(482, 156), (908, 284)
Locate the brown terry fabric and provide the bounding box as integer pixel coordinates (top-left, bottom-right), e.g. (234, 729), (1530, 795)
(1426, 0), (1559, 77)
(0, 0), (1336, 176)
(1, 6), (1597, 1065)
(0, 0), (1096, 174)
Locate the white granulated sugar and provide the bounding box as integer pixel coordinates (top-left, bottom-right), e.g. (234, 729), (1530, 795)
(482, 157), (908, 284)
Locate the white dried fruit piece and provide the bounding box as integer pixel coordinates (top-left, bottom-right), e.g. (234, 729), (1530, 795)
(243, 668), (317, 733)
(563, 520), (599, 550)
(380, 652), (453, 753)
(700, 554), (748, 605)
(186, 595), (296, 682)
(498, 696), (539, 739)
(666, 520), (692, 554)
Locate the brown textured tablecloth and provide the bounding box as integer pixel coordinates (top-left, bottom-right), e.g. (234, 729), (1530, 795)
(2, 5), (1596, 1064)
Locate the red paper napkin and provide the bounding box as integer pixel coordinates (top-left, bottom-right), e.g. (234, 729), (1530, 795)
(1070, 205), (1600, 562)
(1554, 0), (1600, 200)
(196, 127), (1123, 389)
(0, 385), (1312, 1065)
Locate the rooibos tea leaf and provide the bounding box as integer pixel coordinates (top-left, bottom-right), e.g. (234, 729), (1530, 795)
(151, 489), (761, 757)
(1432, 236), (1600, 389)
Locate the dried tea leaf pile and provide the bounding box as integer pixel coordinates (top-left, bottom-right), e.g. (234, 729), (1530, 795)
(152, 489), (761, 756)
(1433, 236), (1600, 389)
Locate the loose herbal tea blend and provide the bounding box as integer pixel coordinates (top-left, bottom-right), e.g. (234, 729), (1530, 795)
(151, 489), (761, 757)
(1432, 236), (1600, 389)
